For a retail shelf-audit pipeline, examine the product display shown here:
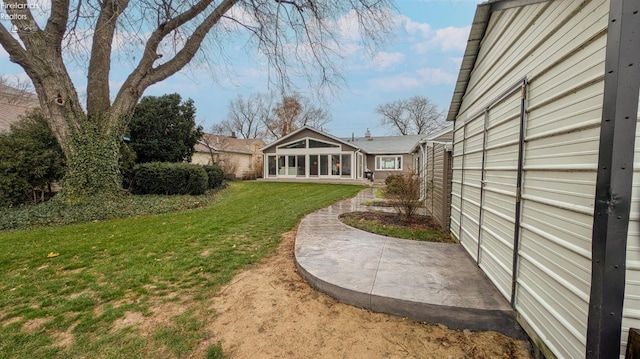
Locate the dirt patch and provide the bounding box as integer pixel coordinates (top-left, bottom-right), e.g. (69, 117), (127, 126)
(195, 230), (532, 358)
(112, 311), (145, 332)
(23, 316), (53, 333)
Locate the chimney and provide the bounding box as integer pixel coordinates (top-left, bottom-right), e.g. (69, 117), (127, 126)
(231, 131), (237, 138)
(351, 132), (355, 141)
(365, 128), (372, 141)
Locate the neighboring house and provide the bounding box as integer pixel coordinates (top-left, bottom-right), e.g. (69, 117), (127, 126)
(412, 126), (453, 231)
(261, 126), (424, 182)
(447, 0), (639, 358)
(192, 133), (264, 179)
(0, 84), (39, 133)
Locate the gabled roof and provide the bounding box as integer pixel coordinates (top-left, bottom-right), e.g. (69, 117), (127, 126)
(260, 126), (358, 152)
(262, 125), (432, 155)
(197, 133), (263, 155)
(410, 125), (454, 153)
(446, 0), (550, 122)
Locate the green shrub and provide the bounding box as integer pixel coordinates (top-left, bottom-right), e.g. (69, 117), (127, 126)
(384, 174), (404, 196)
(203, 164), (224, 189)
(131, 162), (207, 195)
(0, 110), (65, 207)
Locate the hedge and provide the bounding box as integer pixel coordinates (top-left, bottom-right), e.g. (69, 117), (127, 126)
(203, 164), (224, 189)
(131, 162), (208, 195)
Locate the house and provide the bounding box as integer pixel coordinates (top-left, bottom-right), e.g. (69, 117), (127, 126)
(192, 133), (264, 179)
(0, 83), (39, 133)
(349, 130), (424, 183)
(260, 126), (424, 183)
(447, 0), (639, 358)
(412, 126), (453, 231)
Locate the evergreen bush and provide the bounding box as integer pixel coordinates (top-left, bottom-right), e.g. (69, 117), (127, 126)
(384, 174), (404, 195)
(203, 165), (224, 189)
(131, 162), (207, 195)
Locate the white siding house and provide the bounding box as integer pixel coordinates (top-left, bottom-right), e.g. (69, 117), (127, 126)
(447, 0), (639, 358)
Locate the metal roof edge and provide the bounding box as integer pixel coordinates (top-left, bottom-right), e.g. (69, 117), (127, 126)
(446, 2), (492, 122)
(445, 0), (551, 122)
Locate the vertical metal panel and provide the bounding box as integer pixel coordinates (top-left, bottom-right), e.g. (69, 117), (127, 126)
(450, 122), (465, 241)
(459, 113), (485, 260)
(516, 1), (608, 357)
(478, 89), (522, 299)
(451, 1), (610, 358)
(586, 0), (640, 355)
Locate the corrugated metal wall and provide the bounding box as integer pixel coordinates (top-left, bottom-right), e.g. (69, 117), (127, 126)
(479, 89), (521, 300)
(450, 1), (609, 358)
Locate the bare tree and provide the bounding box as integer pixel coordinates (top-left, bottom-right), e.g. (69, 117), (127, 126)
(213, 93), (271, 139)
(376, 95), (444, 135)
(264, 93), (331, 140)
(0, 0), (394, 200)
(0, 75), (36, 106)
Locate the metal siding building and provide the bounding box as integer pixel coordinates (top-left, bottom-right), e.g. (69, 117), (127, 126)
(415, 128), (454, 231)
(447, 0), (640, 358)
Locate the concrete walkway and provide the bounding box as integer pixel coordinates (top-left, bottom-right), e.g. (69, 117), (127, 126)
(294, 188), (524, 338)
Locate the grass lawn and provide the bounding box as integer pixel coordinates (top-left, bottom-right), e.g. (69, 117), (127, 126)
(0, 181), (364, 358)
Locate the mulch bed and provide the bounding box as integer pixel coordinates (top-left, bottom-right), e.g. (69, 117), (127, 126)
(340, 211), (443, 231)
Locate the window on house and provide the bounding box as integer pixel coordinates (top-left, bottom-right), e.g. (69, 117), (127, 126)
(375, 156), (402, 170)
(309, 139), (339, 148)
(341, 154), (351, 177)
(281, 139), (306, 149)
(268, 155), (277, 176)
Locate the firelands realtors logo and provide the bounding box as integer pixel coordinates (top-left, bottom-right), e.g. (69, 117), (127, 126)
(0, 1), (39, 32)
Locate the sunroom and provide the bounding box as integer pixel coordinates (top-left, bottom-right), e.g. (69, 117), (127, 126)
(262, 127), (364, 180)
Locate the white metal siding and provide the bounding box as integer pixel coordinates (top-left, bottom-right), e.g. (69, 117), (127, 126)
(451, 1), (609, 358)
(452, 112), (484, 260)
(451, 123), (464, 240)
(478, 90), (521, 299)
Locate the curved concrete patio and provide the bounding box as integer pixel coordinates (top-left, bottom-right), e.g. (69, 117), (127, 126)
(294, 188), (524, 338)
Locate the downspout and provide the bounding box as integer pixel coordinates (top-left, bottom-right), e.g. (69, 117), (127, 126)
(355, 149), (362, 180)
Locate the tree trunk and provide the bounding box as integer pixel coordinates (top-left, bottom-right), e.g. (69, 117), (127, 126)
(58, 121), (124, 201)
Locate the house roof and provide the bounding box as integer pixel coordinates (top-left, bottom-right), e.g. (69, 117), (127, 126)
(261, 125), (436, 155)
(346, 134), (424, 154)
(197, 133), (263, 155)
(408, 125), (454, 153)
(446, 0), (550, 122)
(260, 126), (359, 152)
(0, 84), (39, 133)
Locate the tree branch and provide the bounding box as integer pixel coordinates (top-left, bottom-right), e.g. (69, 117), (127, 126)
(87, 0), (130, 118)
(45, 0), (71, 45)
(0, 24), (31, 68)
(110, 0), (239, 126)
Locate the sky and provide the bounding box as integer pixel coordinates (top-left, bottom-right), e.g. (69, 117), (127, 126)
(0, 0), (483, 138)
